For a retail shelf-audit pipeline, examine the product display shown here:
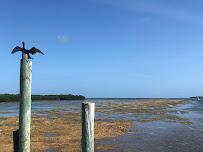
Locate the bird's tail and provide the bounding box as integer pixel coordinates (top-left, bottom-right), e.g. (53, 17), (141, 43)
(28, 54), (33, 59)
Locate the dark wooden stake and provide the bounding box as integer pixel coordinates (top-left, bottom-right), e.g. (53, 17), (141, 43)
(13, 129), (19, 152)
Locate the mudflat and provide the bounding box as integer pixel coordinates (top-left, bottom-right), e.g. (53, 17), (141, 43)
(0, 99), (191, 151)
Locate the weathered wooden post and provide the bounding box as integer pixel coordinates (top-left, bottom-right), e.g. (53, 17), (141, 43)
(13, 129), (19, 152)
(11, 42), (44, 152)
(81, 102), (95, 152)
(19, 52), (32, 152)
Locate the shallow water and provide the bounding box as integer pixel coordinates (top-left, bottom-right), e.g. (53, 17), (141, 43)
(0, 99), (203, 151)
(0, 99), (150, 117)
(97, 100), (203, 152)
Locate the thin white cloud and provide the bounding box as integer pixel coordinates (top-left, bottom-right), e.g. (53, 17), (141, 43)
(57, 35), (70, 43)
(140, 1), (203, 24)
(93, 0), (203, 24)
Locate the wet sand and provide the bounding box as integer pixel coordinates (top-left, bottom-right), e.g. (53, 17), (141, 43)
(96, 99), (192, 124)
(0, 114), (132, 151)
(0, 99), (195, 151)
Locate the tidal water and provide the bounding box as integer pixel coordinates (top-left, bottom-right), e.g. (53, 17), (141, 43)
(97, 100), (203, 152)
(0, 99), (203, 152)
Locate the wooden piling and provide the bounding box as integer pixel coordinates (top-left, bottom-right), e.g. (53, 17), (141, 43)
(81, 102), (95, 152)
(13, 129), (19, 152)
(19, 54), (32, 152)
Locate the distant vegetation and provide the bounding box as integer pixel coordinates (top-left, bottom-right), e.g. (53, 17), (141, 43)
(0, 94), (85, 102)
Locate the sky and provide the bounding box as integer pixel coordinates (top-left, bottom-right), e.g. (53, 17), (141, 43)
(1, 0), (203, 98)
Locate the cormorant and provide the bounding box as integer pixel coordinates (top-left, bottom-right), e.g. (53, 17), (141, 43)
(12, 42), (44, 59)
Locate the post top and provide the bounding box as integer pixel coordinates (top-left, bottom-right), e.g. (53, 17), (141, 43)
(82, 102), (95, 106)
(22, 53), (28, 60)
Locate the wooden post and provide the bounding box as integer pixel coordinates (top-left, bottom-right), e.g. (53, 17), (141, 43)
(81, 102), (95, 152)
(19, 53), (32, 152)
(13, 129), (19, 152)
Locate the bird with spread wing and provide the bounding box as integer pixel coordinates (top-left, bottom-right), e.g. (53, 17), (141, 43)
(12, 42), (44, 59)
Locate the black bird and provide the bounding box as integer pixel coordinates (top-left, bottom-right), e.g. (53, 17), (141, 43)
(12, 42), (44, 59)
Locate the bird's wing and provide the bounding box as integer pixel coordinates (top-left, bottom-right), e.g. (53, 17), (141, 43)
(29, 47), (44, 55)
(11, 46), (23, 54)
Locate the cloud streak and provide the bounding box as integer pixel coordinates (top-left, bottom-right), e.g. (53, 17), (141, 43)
(93, 0), (203, 24)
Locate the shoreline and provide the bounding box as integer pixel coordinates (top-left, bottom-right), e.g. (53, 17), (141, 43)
(0, 94), (85, 102)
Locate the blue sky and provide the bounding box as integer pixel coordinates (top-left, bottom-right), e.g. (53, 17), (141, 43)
(1, 0), (203, 98)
